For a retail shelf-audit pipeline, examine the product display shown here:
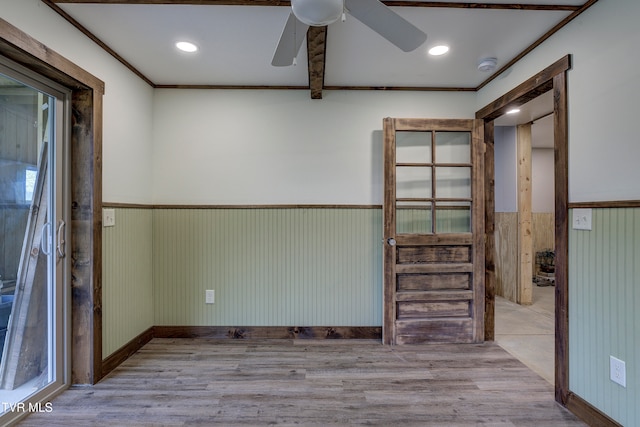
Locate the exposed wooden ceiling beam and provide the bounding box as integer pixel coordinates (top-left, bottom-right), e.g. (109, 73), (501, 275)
(50, 1), (582, 12)
(307, 26), (327, 100)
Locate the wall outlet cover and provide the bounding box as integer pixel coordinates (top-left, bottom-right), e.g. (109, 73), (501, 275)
(610, 355), (626, 387)
(205, 289), (215, 304)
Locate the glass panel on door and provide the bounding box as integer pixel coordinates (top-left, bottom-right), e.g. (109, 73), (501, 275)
(435, 201), (471, 233)
(435, 131), (470, 163)
(396, 131), (431, 164)
(396, 166), (432, 199)
(0, 66), (66, 416)
(435, 166), (471, 199)
(396, 200), (432, 234)
(394, 130), (473, 236)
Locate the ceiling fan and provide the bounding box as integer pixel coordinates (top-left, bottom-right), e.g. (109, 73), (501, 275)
(271, 0), (427, 66)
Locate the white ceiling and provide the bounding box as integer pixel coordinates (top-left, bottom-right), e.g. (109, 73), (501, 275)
(54, 1), (587, 89)
(50, 0), (579, 142)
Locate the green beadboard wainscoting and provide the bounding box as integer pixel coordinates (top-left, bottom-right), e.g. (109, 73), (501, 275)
(102, 208), (154, 358)
(102, 207), (482, 355)
(569, 208), (639, 427)
(152, 208), (384, 326)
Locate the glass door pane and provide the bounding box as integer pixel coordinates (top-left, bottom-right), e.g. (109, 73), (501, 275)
(435, 201), (471, 233)
(396, 201), (432, 234)
(435, 166), (471, 198)
(395, 132), (433, 235)
(396, 166), (432, 199)
(0, 62), (68, 420)
(393, 128), (473, 236)
(435, 131), (470, 163)
(396, 131), (431, 163)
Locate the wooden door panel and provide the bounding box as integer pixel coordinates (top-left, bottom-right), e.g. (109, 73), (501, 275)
(397, 246), (471, 264)
(383, 117), (484, 345)
(395, 263), (473, 274)
(397, 273), (471, 291)
(396, 234), (473, 246)
(397, 301), (470, 319)
(395, 319), (474, 344)
(395, 290), (474, 302)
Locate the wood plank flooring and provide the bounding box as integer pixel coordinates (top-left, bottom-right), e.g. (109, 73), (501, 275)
(18, 339), (584, 426)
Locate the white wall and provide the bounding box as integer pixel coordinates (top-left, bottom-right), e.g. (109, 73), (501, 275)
(494, 126), (517, 212)
(151, 89), (476, 205)
(495, 127), (554, 213)
(477, 1), (640, 203)
(532, 148), (554, 213)
(1, 0), (155, 204)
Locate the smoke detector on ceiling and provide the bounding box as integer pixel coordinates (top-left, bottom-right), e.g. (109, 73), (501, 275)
(477, 57), (498, 72)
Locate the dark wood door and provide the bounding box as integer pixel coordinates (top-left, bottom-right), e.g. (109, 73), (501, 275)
(383, 118), (484, 345)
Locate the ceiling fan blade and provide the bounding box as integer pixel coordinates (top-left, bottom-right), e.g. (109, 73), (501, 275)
(272, 12), (310, 66)
(344, 0), (427, 52)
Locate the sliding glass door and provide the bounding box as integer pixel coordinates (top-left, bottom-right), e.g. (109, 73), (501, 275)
(0, 58), (70, 423)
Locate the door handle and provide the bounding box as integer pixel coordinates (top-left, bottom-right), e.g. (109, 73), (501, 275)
(56, 220), (66, 258)
(386, 238), (397, 246)
(40, 222), (52, 255)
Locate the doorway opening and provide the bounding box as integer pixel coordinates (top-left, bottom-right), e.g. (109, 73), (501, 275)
(492, 91), (556, 384)
(478, 54), (570, 404)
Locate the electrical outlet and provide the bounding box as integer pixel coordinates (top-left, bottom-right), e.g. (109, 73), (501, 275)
(610, 356), (626, 387)
(572, 208), (592, 230)
(205, 289), (215, 304)
(103, 208), (116, 227)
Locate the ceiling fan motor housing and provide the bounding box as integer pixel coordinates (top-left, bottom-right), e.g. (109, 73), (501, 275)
(292, 0), (344, 26)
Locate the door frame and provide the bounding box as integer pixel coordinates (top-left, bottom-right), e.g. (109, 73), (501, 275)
(0, 18), (105, 386)
(476, 55), (570, 405)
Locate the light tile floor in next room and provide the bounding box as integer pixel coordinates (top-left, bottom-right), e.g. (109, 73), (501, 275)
(495, 284), (556, 385)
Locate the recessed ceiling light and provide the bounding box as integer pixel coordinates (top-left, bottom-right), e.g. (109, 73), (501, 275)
(176, 41), (198, 53)
(506, 108), (521, 115)
(428, 45), (449, 56)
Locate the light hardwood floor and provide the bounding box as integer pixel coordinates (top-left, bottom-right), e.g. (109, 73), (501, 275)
(17, 338), (584, 426)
